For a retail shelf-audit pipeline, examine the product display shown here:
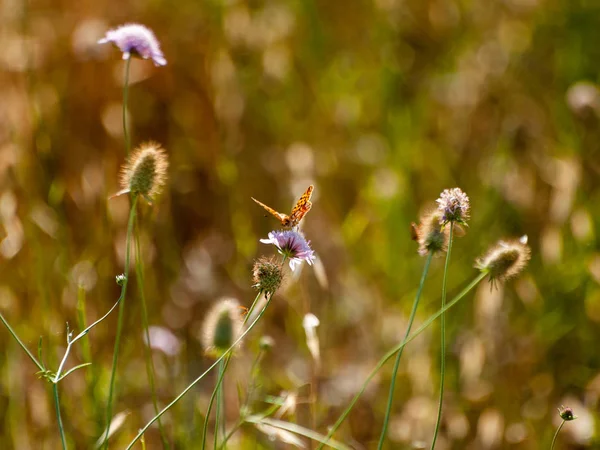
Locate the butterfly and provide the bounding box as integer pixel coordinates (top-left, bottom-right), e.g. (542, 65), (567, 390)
(252, 185), (314, 228)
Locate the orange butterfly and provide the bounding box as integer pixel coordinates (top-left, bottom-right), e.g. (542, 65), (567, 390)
(252, 185), (314, 228)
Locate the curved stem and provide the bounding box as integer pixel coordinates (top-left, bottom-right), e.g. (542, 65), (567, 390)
(550, 420), (565, 450)
(316, 271), (488, 450)
(377, 252), (433, 448)
(123, 56), (132, 156)
(135, 231), (169, 448)
(431, 222), (454, 450)
(125, 293), (274, 450)
(0, 313), (44, 372)
(53, 383), (67, 450)
(101, 195), (139, 450)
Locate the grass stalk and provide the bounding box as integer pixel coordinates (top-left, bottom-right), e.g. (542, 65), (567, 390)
(550, 420), (565, 450)
(377, 251), (433, 448)
(430, 222), (454, 449)
(52, 383), (67, 450)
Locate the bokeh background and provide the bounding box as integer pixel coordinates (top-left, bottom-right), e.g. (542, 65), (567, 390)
(1, 0), (600, 448)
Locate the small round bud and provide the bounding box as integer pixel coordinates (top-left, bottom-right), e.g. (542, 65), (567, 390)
(436, 187), (470, 225)
(120, 142), (168, 203)
(115, 274), (127, 286)
(259, 335), (275, 351)
(558, 405), (577, 421)
(476, 237), (531, 285)
(415, 210), (449, 256)
(201, 298), (243, 358)
(252, 256), (284, 295)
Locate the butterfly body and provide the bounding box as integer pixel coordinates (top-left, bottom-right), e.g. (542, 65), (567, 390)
(252, 185), (314, 228)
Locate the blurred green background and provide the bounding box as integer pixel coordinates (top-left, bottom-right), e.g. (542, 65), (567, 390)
(1, 0), (600, 448)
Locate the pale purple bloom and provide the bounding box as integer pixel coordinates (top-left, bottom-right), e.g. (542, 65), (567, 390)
(98, 23), (166, 66)
(436, 187), (470, 225)
(260, 230), (316, 271)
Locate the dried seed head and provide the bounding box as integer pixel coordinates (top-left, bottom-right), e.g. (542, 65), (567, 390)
(436, 187), (470, 225)
(416, 210), (449, 256)
(252, 256), (284, 295)
(476, 236), (531, 285)
(119, 142), (168, 203)
(202, 298), (243, 358)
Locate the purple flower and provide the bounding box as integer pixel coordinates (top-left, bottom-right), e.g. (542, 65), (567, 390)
(436, 187), (470, 225)
(260, 230), (316, 271)
(98, 24), (166, 66)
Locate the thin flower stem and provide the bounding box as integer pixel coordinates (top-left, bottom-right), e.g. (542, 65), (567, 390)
(431, 222), (454, 450)
(316, 271), (488, 450)
(101, 195), (139, 450)
(53, 383), (67, 450)
(125, 293), (275, 450)
(135, 231), (169, 449)
(0, 312), (44, 372)
(377, 251), (433, 449)
(550, 420), (565, 450)
(123, 56), (132, 156)
(201, 291), (264, 449)
(214, 360), (226, 450)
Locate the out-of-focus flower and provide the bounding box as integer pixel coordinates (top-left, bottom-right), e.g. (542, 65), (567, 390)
(437, 187), (470, 225)
(201, 298), (243, 358)
(144, 326), (181, 356)
(558, 405), (577, 421)
(98, 23), (166, 66)
(113, 142), (168, 204)
(260, 230), (316, 271)
(476, 236), (531, 285)
(252, 256), (284, 295)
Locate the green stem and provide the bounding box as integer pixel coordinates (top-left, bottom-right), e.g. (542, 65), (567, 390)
(101, 195), (139, 450)
(316, 271), (488, 450)
(53, 383), (67, 450)
(213, 360), (226, 449)
(550, 420), (565, 450)
(202, 292), (264, 449)
(123, 56), (132, 156)
(135, 231), (170, 448)
(126, 293), (274, 450)
(0, 313), (44, 372)
(431, 222), (454, 450)
(377, 252), (433, 449)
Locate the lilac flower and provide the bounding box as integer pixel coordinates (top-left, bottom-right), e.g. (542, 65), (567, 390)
(260, 230), (316, 271)
(436, 187), (470, 225)
(98, 23), (166, 66)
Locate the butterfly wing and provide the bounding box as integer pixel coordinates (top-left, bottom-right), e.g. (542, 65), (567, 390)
(252, 197), (289, 225)
(288, 185), (314, 227)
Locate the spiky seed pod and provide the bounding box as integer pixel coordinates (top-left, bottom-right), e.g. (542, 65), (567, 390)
(252, 256), (284, 295)
(202, 298), (243, 358)
(119, 142), (168, 203)
(415, 210), (449, 256)
(476, 236), (531, 285)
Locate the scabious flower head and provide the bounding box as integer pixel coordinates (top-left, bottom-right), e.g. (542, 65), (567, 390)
(202, 298), (243, 358)
(252, 256), (284, 295)
(119, 142), (168, 203)
(476, 236), (531, 285)
(260, 230), (316, 271)
(98, 23), (166, 66)
(436, 187), (470, 225)
(558, 405), (577, 421)
(415, 210), (449, 256)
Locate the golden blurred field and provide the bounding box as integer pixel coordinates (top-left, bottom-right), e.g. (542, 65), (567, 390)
(1, 0), (600, 449)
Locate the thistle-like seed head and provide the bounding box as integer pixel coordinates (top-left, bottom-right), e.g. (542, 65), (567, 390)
(252, 256), (284, 295)
(120, 142), (168, 203)
(202, 298), (243, 358)
(416, 210), (449, 256)
(476, 236), (531, 285)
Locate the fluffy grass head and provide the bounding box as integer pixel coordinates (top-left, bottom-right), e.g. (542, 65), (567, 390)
(415, 210), (449, 256)
(476, 236), (531, 285)
(202, 298), (243, 358)
(119, 142), (168, 203)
